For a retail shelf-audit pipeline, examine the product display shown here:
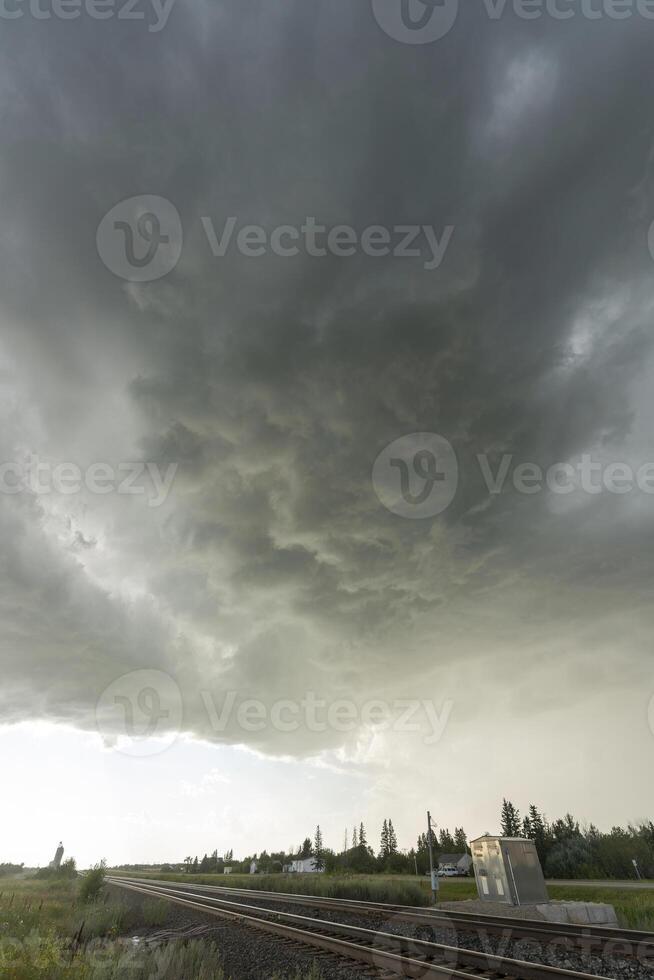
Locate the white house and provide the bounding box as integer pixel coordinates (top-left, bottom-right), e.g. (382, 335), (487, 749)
(224, 866), (233, 874)
(438, 853), (472, 875)
(290, 857), (324, 873)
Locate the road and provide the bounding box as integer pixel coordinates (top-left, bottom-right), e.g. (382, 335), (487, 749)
(440, 877), (654, 890)
(547, 879), (654, 890)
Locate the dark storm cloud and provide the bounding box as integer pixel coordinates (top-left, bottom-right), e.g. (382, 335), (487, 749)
(1, 1), (653, 754)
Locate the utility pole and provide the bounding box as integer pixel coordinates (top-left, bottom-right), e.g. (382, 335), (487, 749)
(427, 810), (439, 903)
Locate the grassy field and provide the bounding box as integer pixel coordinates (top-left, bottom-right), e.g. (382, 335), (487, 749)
(111, 869), (440, 905)
(0, 876), (321, 978)
(547, 885), (654, 930)
(111, 870), (654, 929)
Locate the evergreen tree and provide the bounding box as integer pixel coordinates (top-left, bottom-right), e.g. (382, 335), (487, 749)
(528, 805), (548, 864)
(301, 837), (312, 858)
(359, 822), (368, 848)
(453, 827), (468, 852)
(192, 856), (199, 873)
(314, 826), (325, 871)
(438, 828), (455, 850)
(352, 826), (358, 849)
(388, 819), (398, 855)
(379, 819), (389, 858)
(551, 814), (581, 843)
(500, 799), (521, 837)
(415, 833), (430, 875)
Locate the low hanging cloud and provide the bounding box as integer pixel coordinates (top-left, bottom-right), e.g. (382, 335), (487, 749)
(1, 2), (654, 764)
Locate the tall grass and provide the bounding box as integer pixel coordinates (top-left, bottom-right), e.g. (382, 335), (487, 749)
(0, 877), (139, 943)
(0, 933), (324, 979)
(549, 885), (654, 930)
(0, 878), (79, 939)
(141, 898), (171, 927)
(119, 871), (432, 906)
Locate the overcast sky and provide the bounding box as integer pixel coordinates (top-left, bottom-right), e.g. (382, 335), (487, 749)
(2, 0), (654, 868)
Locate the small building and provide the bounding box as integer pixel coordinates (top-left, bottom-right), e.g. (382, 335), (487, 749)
(289, 857), (324, 874)
(223, 866), (232, 874)
(471, 836), (548, 906)
(249, 861), (258, 874)
(438, 853), (472, 875)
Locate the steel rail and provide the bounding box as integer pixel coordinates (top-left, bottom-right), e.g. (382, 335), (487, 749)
(108, 873), (654, 957)
(107, 876), (614, 980)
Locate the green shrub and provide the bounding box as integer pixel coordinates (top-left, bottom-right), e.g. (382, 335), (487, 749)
(34, 859), (77, 881)
(59, 859), (78, 880)
(78, 862), (107, 904)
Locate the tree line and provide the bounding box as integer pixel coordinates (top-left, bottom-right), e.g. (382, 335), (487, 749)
(0, 863), (24, 877)
(500, 799), (654, 879)
(122, 803), (654, 881)
(178, 820), (471, 876)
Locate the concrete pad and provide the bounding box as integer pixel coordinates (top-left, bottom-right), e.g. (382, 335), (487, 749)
(537, 901), (618, 927)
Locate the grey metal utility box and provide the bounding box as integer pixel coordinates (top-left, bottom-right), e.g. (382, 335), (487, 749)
(471, 836), (548, 906)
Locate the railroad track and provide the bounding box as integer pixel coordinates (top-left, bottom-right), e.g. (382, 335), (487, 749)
(107, 875), (616, 980)
(108, 874), (654, 960)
